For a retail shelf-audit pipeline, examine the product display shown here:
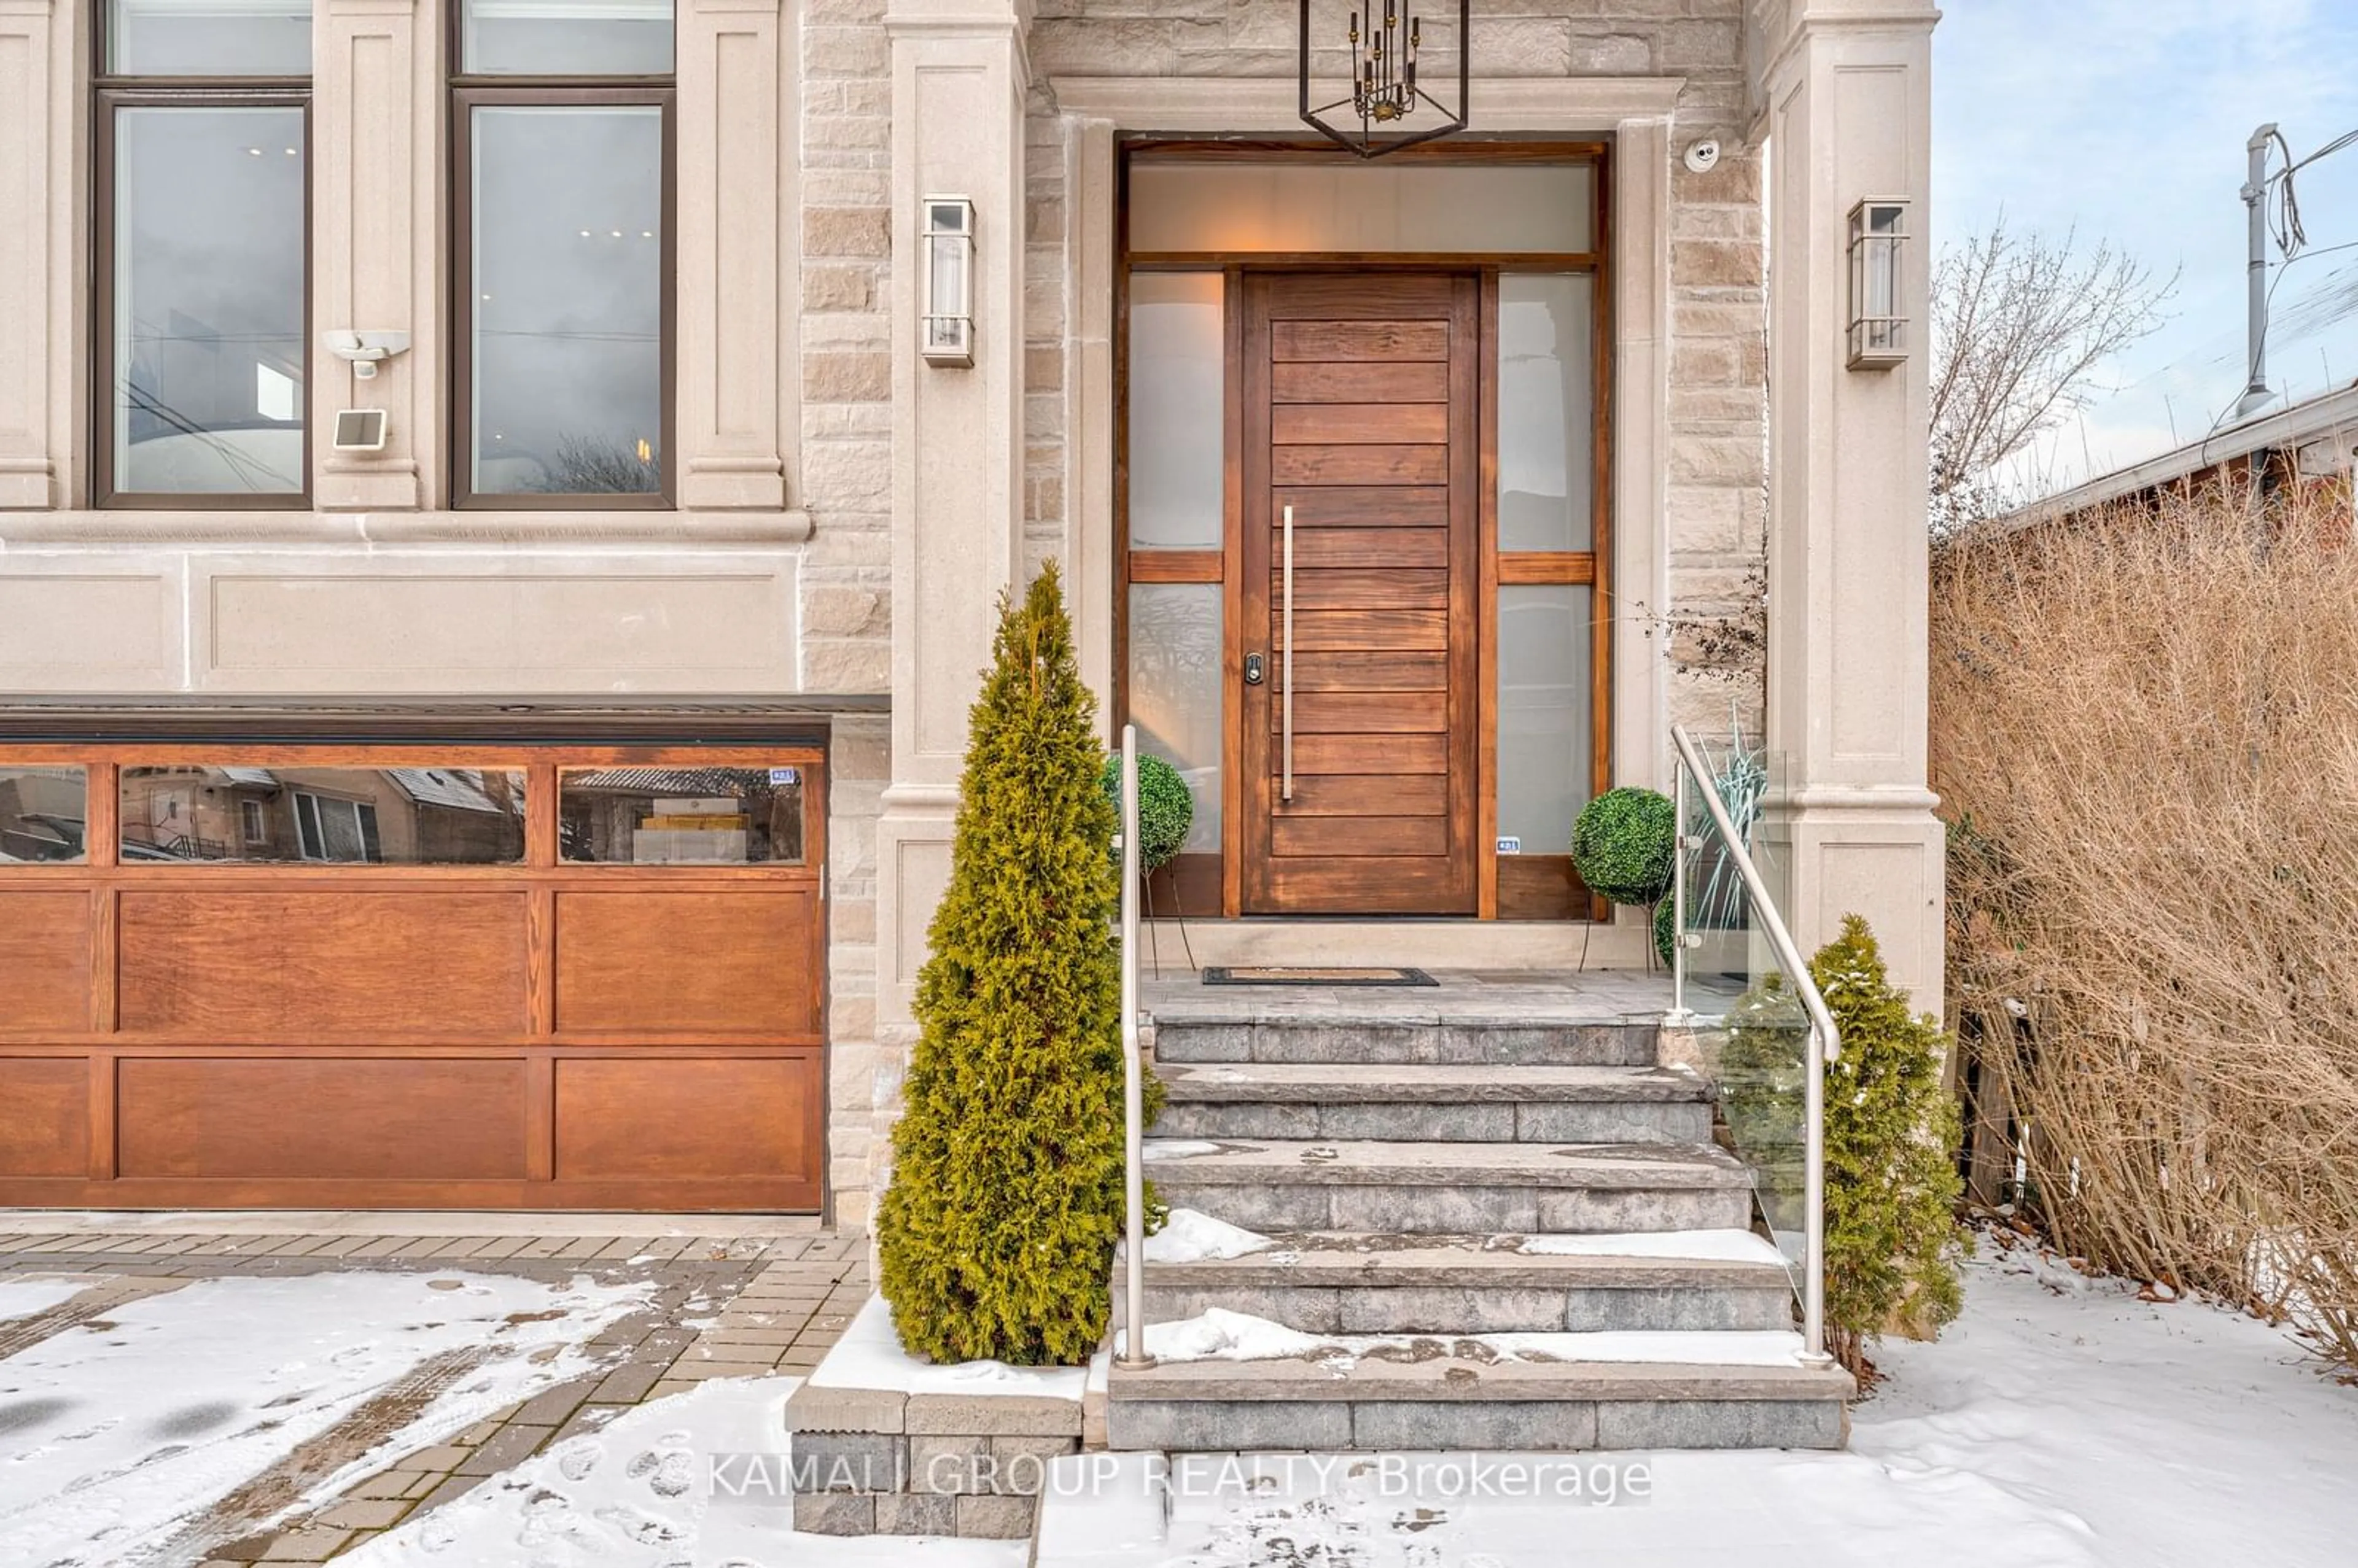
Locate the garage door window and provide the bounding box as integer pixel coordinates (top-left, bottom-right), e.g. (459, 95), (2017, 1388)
(559, 766), (805, 864)
(117, 766), (526, 864)
(0, 766), (87, 864)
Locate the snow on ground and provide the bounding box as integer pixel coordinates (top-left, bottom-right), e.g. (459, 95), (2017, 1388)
(1052, 1244), (2358, 1567)
(1119, 1209), (1271, 1264)
(1855, 1235), (2358, 1567)
(342, 1376), (1021, 1568)
(0, 1275), (90, 1321)
(0, 1270), (650, 1567)
(806, 1295), (1088, 1401)
(1123, 1306), (1808, 1368)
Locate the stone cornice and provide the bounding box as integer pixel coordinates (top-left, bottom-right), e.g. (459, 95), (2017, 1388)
(1047, 74), (1687, 133)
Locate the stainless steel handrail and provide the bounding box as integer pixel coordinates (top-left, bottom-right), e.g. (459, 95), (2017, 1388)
(1668, 723), (1836, 1367)
(1114, 724), (1154, 1370)
(1281, 503), (1296, 802)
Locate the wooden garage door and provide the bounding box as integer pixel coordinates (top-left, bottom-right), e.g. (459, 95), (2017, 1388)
(0, 745), (826, 1211)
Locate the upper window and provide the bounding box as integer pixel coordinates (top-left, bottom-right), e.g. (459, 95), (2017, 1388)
(451, 1), (674, 508)
(462, 0), (675, 76)
(106, 0), (313, 77)
(95, 2), (312, 508)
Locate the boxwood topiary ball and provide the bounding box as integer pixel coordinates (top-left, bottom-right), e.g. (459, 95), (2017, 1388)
(1571, 786), (1677, 906)
(1098, 752), (1194, 872)
(1654, 893), (1678, 969)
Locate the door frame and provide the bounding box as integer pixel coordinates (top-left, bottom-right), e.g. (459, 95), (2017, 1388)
(1114, 139), (1614, 921)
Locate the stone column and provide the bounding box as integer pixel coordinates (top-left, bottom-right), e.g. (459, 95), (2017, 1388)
(314, 0), (432, 510)
(874, 0), (1032, 1035)
(1751, 0), (1946, 1011)
(0, 0), (74, 509)
(675, 0), (796, 511)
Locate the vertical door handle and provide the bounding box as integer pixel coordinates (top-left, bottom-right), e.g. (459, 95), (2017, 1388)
(1282, 503), (1295, 803)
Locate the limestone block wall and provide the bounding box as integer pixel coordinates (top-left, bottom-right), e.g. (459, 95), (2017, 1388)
(799, 0), (898, 695)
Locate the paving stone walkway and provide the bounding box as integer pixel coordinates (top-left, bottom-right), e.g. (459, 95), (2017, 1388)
(0, 1227), (868, 1564)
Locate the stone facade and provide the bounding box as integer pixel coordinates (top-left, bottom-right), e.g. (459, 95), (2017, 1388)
(0, 0), (1944, 1228)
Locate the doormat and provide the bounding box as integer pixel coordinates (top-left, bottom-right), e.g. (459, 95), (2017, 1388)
(1202, 966), (1438, 987)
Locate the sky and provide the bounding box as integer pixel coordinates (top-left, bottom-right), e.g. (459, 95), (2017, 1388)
(1932, 0), (2358, 497)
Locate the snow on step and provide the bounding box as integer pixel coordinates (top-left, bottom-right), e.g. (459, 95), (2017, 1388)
(1140, 1138), (1751, 1187)
(1117, 1308), (1811, 1370)
(1519, 1229), (1791, 1265)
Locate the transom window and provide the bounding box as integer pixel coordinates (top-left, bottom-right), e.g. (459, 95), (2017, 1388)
(451, 1), (676, 508)
(94, 0), (312, 507)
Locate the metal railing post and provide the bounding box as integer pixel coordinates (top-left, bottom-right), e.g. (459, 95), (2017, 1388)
(1668, 724), (1836, 1368)
(1666, 755), (1694, 1024)
(1115, 724), (1155, 1370)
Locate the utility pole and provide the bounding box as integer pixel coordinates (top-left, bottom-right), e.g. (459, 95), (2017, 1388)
(2236, 123), (2278, 421)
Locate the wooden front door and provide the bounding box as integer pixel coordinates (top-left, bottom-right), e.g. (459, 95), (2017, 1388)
(1239, 271), (1481, 915)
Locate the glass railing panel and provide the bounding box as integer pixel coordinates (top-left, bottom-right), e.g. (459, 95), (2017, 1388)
(1674, 729), (1810, 1285)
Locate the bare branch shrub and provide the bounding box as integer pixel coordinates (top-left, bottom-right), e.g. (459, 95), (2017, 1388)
(1931, 220), (2173, 530)
(1934, 489), (2358, 1366)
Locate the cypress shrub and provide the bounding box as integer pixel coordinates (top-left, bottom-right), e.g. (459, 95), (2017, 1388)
(1815, 915), (1966, 1373)
(1723, 915), (1966, 1376)
(1096, 752), (1194, 871)
(876, 564), (1151, 1365)
(1571, 787), (1676, 905)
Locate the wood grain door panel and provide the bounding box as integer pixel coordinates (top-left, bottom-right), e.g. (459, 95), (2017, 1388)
(1242, 269), (1481, 915)
(117, 890), (531, 1034)
(0, 893), (94, 1031)
(555, 889), (821, 1036)
(117, 1057), (531, 1180)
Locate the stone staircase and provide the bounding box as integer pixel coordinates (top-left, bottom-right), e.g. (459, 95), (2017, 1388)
(1103, 980), (1853, 1451)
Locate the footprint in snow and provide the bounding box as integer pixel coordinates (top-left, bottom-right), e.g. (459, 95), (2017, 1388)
(648, 1450), (696, 1497)
(553, 1435), (602, 1480)
(593, 1504), (687, 1543)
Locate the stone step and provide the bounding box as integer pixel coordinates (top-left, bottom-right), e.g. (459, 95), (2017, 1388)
(1145, 1139), (1755, 1235)
(1103, 1341), (1853, 1451)
(1153, 1063), (1714, 1144)
(1115, 1230), (1797, 1335)
(1151, 1016), (1657, 1068)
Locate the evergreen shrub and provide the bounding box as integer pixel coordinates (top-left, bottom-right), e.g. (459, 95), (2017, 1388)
(876, 564), (1154, 1365)
(1721, 914), (1965, 1377)
(1097, 752), (1194, 871)
(1571, 786), (1676, 905)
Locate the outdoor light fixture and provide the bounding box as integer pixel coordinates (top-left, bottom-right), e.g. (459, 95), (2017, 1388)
(1299, 0), (1469, 159)
(1846, 197), (1909, 370)
(922, 196), (975, 368)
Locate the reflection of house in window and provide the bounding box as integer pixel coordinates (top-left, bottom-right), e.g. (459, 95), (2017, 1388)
(561, 767), (803, 864)
(115, 766), (524, 863)
(295, 792), (381, 863)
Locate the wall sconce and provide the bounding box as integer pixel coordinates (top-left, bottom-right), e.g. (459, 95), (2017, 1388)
(922, 196), (975, 368)
(1846, 197), (1908, 370)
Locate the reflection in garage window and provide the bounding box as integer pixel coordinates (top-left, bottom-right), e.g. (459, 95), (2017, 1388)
(559, 766), (805, 864)
(0, 766), (88, 864)
(117, 766), (526, 864)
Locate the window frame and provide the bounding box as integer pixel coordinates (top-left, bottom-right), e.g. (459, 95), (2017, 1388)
(90, 4), (314, 510)
(446, 5), (677, 511)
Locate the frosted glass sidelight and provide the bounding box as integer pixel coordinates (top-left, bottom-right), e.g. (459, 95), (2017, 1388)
(1129, 163), (1593, 255)
(1495, 586), (1593, 849)
(1127, 273), (1226, 550)
(1127, 583), (1223, 853)
(1498, 274), (1596, 552)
